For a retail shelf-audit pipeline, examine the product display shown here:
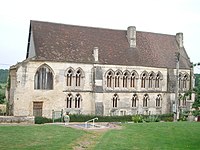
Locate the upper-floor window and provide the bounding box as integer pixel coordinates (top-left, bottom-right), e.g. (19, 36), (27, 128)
(75, 69), (82, 86)
(66, 69), (73, 86)
(112, 94), (119, 108)
(141, 73), (147, 88)
(156, 94), (162, 107)
(123, 72), (128, 88)
(130, 72), (136, 88)
(132, 94), (138, 107)
(75, 94), (81, 108)
(34, 65), (53, 90)
(107, 71), (113, 88)
(115, 71), (121, 88)
(155, 73), (161, 88)
(183, 74), (189, 89)
(143, 94), (149, 107)
(148, 72), (154, 88)
(66, 93), (73, 108)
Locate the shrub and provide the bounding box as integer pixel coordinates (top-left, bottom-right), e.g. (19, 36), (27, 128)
(35, 116), (52, 124)
(132, 115), (144, 123)
(144, 115), (160, 122)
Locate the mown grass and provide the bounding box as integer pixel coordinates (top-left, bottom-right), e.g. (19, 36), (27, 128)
(0, 125), (87, 150)
(0, 122), (200, 150)
(94, 122), (200, 150)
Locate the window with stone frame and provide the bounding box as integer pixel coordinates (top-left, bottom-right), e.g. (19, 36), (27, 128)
(112, 93), (119, 108)
(130, 72), (136, 88)
(143, 94), (149, 107)
(182, 96), (187, 107)
(115, 71), (121, 88)
(141, 73), (147, 88)
(75, 94), (81, 108)
(66, 93), (73, 108)
(178, 73), (182, 89)
(156, 94), (162, 107)
(155, 73), (161, 88)
(66, 69), (73, 86)
(122, 72), (129, 88)
(132, 94), (138, 107)
(182, 73), (189, 89)
(148, 72), (154, 88)
(106, 71), (113, 88)
(34, 65), (53, 90)
(178, 94), (182, 107)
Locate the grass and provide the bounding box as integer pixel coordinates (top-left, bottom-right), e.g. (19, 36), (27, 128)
(0, 122), (200, 150)
(0, 125), (87, 150)
(94, 122), (200, 150)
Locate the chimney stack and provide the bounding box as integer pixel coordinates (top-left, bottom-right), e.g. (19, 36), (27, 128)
(176, 33), (183, 48)
(127, 26), (136, 48)
(93, 47), (99, 62)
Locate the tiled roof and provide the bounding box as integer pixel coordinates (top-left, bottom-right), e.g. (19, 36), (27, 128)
(27, 20), (191, 69)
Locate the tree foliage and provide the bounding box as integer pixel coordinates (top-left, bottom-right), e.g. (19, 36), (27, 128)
(0, 69), (8, 83)
(193, 74), (200, 110)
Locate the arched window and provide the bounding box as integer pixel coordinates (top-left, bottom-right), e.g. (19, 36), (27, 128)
(141, 73), (147, 88)
(183, 74), (188, 89)
(123, 72), (128, 88)
(107, 71), (113, 87)
(75, 94), (81, 108)
(179, 73), (182, 89)
(66, 94), (73, 108)
(182, 96), (186, 107)
(115, 71), (121, 88)
(148, 73), (154, 88)
(143, 94), (149, 107)
(130, 72), (136, 88)
(178, 94), (182, 106)
(132, 94), (138, 107)
(34, 65), (53, 90)
(75, 69), (82, 86)
(66, 69), (73, 86)
(155, 74), (160, 88)
(156, 94), (162, 107)
(112, 94), (119, 108)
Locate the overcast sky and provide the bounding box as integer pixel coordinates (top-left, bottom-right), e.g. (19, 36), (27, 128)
(0, 0), (200, 73)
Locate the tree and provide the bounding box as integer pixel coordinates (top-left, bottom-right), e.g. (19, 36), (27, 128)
(0, 92), (5, 104)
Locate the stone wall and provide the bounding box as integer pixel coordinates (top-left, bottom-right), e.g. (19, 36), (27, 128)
(0, 116), (35, 124)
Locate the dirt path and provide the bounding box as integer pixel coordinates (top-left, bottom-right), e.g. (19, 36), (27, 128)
(72, 130), (106, 150)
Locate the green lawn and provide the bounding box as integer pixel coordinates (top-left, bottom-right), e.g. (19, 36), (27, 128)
(0, 125), (87, 150)
(0, 122), (200, 150)
(95, 122), (200, 150)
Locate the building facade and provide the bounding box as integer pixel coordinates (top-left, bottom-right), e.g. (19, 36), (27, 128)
(8, 21), (194, 118)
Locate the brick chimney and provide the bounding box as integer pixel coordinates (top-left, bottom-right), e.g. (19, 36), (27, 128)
(127, 26), (136, 48)
(176, 33), (183, 48)
(93, 47), (99, 62)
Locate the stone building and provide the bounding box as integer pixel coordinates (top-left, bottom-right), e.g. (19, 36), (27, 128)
(7, 20), (194, 118)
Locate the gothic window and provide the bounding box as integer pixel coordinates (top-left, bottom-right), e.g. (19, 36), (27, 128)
(179, 73), (182, 89)
(66, 69), (73, 86)
(130, 72), (136, 88)
(34, 65), (53, 90)
(156, 94), (162, 107)
(178, 94), (182, 106)
(75, 94), (81, 108)
(155, 74), (160, 88)
(182, 96), (187, 107)
(141, 73), (147, 88)
(66, 94), (73, 108)
(183, 74), (188, 89)
(143, 94), (149, 107)
(112, 94), (119, 108)
(148, 73), (154, 88)
(123, 72), (128, 88)
(107, 71), (113, 87)
(115, 71), (120, 88)
(132, 94), (138, 107)
(75, 69), (82, 86)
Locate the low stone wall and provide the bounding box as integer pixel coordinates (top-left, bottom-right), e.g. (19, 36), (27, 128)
(0, 116), (35, 124)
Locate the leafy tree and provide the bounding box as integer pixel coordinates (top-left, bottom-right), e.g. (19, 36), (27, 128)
(0, 92), (5, 104)
(0, 69), (8, 83)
